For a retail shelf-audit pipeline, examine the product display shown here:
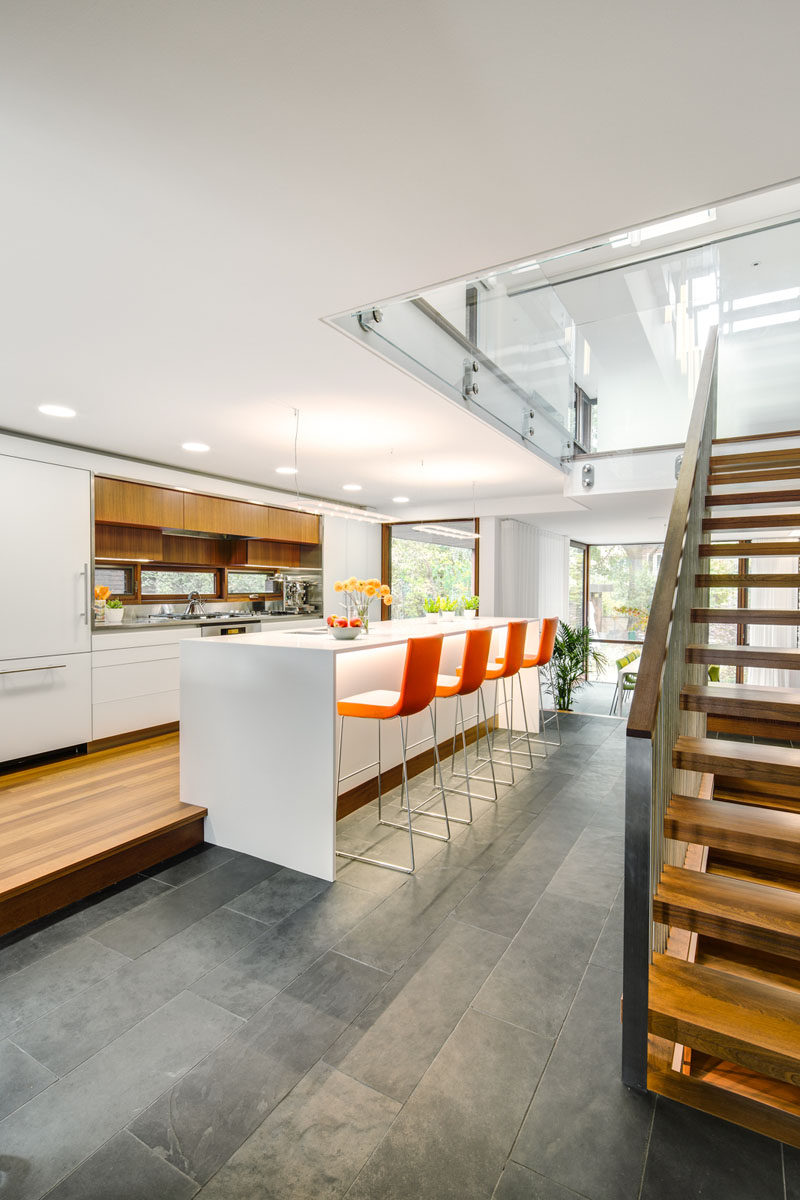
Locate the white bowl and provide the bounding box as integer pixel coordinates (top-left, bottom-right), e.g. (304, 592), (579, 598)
(331, 625), (360, 640)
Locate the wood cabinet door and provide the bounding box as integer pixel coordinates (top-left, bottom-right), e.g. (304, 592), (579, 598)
(95, 478), (184, 529)
(266, 508), (320, 544)
(183, 493), (272, 538)
(245, 540), (301, 568)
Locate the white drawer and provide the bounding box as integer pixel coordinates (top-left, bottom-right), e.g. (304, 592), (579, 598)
(92, 691), (180, 740)
(92, 658), (180, 704)
(0, 653), (91, 762)
(92, 643), (181, 669)
(91, 627), (197, 651)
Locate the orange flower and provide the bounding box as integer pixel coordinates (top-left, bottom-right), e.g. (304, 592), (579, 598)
(367, 578), (380, 589)
(344, 582), (355, 592)
(346, 576), (358, 588)
(356, 580), (366, 591)
(385, 595), (393, 605)
(94, 585), (110, 600)
(365, 584), (377, 597)
(334, 581), (344, 592)
(379, 584), (390, 597)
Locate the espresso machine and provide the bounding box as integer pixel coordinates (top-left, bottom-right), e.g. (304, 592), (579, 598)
(279, 576), (322, 614)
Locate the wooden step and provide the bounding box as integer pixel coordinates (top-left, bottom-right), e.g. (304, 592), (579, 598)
(686, 643), (800, 670)
(695, 572), (800, 587)
(648, 953), (800, 1086)
(691, 608), (800, 625)
(654, 864), (800, 962)
(712, 430), (800, 447)
(706, 489), (800, 507)
(710, 448), (800, 472)
(680, 683), (800, 722)
(0, 734), (206, 937)
(665, 795), (800, 866)
(673, 735), (800, 785)
(703, 513), (800, 532)
(709, 469), (800, 487)
(648, 1051), (800, 1150)
(699, 541), (800, 558)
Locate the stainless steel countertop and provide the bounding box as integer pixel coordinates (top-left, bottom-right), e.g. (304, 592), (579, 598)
(92, 613), (321, 633)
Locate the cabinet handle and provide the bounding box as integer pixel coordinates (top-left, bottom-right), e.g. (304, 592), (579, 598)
(0, 665), (67, 675)
(80, 562), (90, 625)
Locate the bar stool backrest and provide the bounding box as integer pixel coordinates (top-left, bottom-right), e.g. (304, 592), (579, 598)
(526, 616), (558, 667)
(456, 626), (493, 694)
(396, 635), (445, 717)
(495, 620), (528, 679)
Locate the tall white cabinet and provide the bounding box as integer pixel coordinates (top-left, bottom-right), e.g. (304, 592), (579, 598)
(0, 454), (92, 762)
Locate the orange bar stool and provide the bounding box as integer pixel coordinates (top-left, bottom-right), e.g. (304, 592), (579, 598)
(406, 625), (497, 826)
(336, 634), (450, 875)
(518, 616), (561, 758)
(483, 620), (533, 783)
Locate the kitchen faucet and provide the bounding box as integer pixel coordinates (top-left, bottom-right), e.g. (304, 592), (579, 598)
(183, 591), (207, 617)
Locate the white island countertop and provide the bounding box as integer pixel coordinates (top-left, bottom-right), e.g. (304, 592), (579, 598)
(180, 615), (541, 880)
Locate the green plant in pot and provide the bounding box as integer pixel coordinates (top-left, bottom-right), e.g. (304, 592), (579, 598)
(104, 598), (125, 625)
(423, 596), (441, 622)
(547, 621), (607, 711)
(438, 595), (458, 622)
(461, 594), (479, 619)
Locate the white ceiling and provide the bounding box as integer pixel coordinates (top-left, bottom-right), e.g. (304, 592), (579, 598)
(2, 0), (800, 520)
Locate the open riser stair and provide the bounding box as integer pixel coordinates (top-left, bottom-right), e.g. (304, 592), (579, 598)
(640, 426), (800, 1145)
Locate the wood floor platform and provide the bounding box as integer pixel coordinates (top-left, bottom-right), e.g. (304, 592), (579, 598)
(0, 734), (205, 937)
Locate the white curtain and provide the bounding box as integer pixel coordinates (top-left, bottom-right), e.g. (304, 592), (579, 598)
(498, 520), (569, 621)
(746, 553), (800, 688)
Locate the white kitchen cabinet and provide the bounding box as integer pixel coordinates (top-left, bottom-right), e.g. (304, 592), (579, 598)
(0, 653), (91, 762)
(91, 633), (189, 740)
(0, 455), (91, 660)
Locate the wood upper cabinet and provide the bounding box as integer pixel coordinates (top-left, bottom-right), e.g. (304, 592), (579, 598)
(95, 478), (184, 530)
(183, 493), (272, 538)
(95, 524), (163, 561)
(266, 507), (319, 544)
(96, 477), (319, 544)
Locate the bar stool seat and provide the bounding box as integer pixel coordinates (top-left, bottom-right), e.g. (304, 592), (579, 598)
(435, 673), (461, 697)
(498, 616), (561, 757)
(338, 690), (404, 718)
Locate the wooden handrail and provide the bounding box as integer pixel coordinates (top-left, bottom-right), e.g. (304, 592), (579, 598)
(626, 328), (719, 738)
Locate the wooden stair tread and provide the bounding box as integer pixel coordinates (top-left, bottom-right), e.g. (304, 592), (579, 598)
(691, 608), (800, 625)
(699, 541), (800, 557)
(704, 513), (800, 531)
(681, 683), (800, 721)
(648, 1054), (800, 1149)
(685, 643), (800, 669)
(695, 573), (800, 587)
(709, 469), (800, 487)
(706, 489), (800, 507)
(696, 937), (800, 988)
(673, 735), (800, 784)
(665, 795), (800, 865)
(710, 448), (800, 471)
(712, 430), (800, 447)
(648, 953), (800, 1086)
(654, 864), (800, 960)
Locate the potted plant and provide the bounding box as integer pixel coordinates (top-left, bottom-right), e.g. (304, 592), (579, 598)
(423, 596), (440, 623)
(105, 598), (125, 624)
(547, 621), (607, 711)
(439, 596), (458, 622)
(462, 595), (479, 620)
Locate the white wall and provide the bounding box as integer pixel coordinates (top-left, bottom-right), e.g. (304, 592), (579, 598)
(322, 517), (382, 619)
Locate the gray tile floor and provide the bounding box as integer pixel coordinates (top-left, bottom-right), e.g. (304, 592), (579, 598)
(0, 714), (791, 1199)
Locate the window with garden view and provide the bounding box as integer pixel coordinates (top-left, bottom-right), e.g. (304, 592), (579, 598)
(389, 521), (477, 619)
(588, 543), (663, 643)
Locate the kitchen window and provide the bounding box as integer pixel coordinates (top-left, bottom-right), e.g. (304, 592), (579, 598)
(94, 565), (134, 597)
(140, 568), (218, 597)
(228, 570), (276, 595)
(387, 520), (478, 619)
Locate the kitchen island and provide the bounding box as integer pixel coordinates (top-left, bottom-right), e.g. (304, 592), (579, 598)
(180, 616), (540, 880)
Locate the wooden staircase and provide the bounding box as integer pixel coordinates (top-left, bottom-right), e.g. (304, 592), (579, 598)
(645, 433), (800, 1145)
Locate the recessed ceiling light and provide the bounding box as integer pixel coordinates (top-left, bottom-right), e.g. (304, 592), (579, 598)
(182, 442), (210, 453)
(38, 404), (76, 418)
(342, 483), (362, 492)
(275, 466), (298, 475)
(392, 496), (410, 503)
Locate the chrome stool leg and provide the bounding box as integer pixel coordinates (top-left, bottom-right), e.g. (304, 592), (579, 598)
(380, 714), (451, 843)
(336, 714), (418, 874)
